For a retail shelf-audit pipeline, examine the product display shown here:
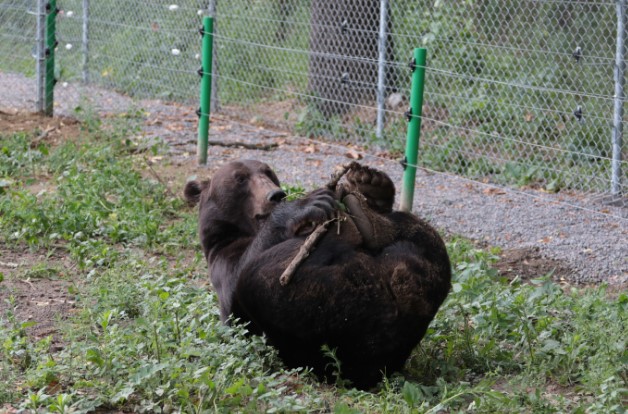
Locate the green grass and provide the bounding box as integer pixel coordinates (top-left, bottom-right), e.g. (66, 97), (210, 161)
(0, 115), (626, 413)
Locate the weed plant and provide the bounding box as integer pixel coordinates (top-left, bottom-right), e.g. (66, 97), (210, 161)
(0, 116), (626, 413)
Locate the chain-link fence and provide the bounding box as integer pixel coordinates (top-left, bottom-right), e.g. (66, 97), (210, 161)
(0, 0), (37, 95)
(1, 0), (626, 209)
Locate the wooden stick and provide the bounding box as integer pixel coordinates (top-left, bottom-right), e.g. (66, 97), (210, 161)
(279, 218), (335, 286)
(19, 278), (34, 289)
(208, 140), (278, 150)
(171, 139), (278, 151)
(279, 162), (359, 286)
(0, 260), (18, 268)
(30, 126), (57, 147)
(142, 155), (178, 199)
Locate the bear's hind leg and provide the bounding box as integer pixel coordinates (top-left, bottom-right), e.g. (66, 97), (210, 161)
(341, 163), (395, 214)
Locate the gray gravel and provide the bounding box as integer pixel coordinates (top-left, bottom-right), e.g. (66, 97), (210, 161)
(1, 71), (626, 286)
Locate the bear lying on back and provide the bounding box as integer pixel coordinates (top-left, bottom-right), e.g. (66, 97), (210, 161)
(184, 159), (451, 389)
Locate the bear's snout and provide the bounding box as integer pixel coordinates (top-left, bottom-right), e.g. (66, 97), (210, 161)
(248, 172), (284, 219)
(266, 189), (286, 203)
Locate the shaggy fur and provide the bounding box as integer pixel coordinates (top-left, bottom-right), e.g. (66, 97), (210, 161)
(185, 159), (451, 389)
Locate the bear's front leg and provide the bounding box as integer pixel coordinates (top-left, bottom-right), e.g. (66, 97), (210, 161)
(285, 188), (338, 237)
(243, 188), (338, 261)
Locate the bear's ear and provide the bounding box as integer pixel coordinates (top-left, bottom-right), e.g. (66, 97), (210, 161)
(184, 179), (210, 206)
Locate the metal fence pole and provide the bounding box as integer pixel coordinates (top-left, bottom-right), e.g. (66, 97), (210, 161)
(375, 0), (389, 141)
(44, 0), (57, 116)
(400, 48), (427, 213)
(198, 16), (214, 165)
(612, 0), (626, 196)
(208, 0), (219, 112)
(35, 0), (46, 113)
(82, 0), (89, 83)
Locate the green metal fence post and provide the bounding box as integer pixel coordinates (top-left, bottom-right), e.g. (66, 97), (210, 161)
(197, 16), (214, 165)
(399, 48), (427, 212)
(44, 0), (57, 116)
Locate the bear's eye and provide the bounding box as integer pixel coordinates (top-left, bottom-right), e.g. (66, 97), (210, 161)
(263, 168), (277, 182)
(234, 173), (248, 184)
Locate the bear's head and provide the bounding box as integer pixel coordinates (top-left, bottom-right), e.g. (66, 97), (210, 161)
(184, 160), (286, 253)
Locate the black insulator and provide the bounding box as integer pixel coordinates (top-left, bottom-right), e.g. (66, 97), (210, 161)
(199, 26), (205, 36)
(404, 107), (412, 122)
(573, 105), (583, 121)
(409, 57), (416, 72)
(573, 46), (582, 62)
(197, 67), (204, 77)
(340, 72), (349, 85)
(341, 19), (348, 34)
(196, 107), (202, 117)
(400, 156), (408, 170)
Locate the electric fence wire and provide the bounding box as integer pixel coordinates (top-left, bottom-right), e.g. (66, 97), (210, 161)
(3, 0), (625, 212)
(205, 73), (626, 165)
(196, 113), (626, 221)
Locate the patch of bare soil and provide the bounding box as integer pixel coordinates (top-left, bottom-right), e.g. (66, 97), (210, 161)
(0, 109), (82, 146)
(0, 112), (83, 349)
(0, 247), (78, 350)
(494, 246), (573, 282)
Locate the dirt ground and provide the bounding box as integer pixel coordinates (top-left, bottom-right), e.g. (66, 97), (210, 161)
(0, 110), (620, 348)
(0, 246), (77, 350)
(492, 246), (572, 282)
(0, 111), (85, 348)
(0, 108), (82, 143)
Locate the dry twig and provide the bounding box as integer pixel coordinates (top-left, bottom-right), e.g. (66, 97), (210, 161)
(142, 155), (178, 199)
(0, 260), (18, 268)
(208, 140), (278, 150)
(280, 163), (357, 286)
(19, 278), (34, 289)
(30, 126), (57, 147)
(279, 218), (337, 286)
(171, 139), (278, 151)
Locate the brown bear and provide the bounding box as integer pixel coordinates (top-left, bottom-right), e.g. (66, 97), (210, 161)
(184, 159), (451, 389)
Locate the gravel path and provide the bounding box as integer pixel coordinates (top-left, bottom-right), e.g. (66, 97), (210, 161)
(2, 71), (626, 286)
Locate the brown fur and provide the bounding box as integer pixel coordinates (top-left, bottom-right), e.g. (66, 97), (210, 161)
(185, 159), (451, 389)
